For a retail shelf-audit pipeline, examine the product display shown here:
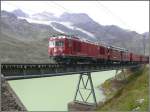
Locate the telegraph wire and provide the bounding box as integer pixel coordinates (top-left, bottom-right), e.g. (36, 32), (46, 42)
(96, 2), (147, 55)
(96, 1), (131, 30)
(49, 1), (73, 13)
(94, 1), (135, 50)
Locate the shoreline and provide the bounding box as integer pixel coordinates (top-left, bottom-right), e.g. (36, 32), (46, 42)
(1, 77), (27, 111)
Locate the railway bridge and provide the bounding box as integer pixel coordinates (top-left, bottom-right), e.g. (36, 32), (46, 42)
(1, 62), (142, 108)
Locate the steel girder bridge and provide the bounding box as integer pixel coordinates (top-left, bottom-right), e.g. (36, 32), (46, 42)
(1, 63), (141, 107)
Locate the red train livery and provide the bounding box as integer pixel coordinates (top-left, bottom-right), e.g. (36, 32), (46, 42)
(48, 34), (149, 64)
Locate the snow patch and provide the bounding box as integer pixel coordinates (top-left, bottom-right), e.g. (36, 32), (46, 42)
(18, 17), (51, 25)
(49, 22), (65, 33)
(18, 17), (64, 33)
(18, 17), (95, 38)
(59, 22), (74, 29)
(55, 22), (95, 38)
(75, 27), (95, 38)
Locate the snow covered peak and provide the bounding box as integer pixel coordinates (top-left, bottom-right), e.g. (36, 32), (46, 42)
(30, 12), (58, 21)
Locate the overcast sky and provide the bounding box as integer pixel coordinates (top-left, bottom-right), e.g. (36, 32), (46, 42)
(1, 1), (149, 34)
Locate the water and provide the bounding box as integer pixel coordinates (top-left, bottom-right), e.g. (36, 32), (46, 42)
(8, 70), (116, 111)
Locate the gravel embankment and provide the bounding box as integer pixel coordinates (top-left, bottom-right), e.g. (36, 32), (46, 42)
(1, 77), (27, 111)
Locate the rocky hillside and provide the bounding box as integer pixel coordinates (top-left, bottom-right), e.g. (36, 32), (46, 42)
(0, 10), (149, 63)
(1, 11), (58, 41)
(12, 9), (29, 18)
(1, 11), (57, 63)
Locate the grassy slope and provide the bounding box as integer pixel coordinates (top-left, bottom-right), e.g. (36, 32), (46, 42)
(97, 66), (149, 111)
(0, 32), (50, 63)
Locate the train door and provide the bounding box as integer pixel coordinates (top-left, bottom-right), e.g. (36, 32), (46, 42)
(107, 48), (111, 61)
(130, 53), (133, 62)
(66, 39), (73, 55)
(99, 46), (105, 58)
(121, 51), (123, 62)
(73, 40), (81, 55)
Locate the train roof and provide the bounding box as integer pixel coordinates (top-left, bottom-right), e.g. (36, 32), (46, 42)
(109, 45), (128, 52)
(49, 33), (106, 45)
(49, 33), (128, 51)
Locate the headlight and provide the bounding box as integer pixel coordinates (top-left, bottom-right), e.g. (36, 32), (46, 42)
(53, 48), (57, 52)
(59, 48), (63, 52)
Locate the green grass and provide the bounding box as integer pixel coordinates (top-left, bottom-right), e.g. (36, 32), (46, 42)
(97, 65), (149, 111)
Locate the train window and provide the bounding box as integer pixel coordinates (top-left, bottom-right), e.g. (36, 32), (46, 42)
(49, 41), (55, 47)
(55, 41), (64, 46)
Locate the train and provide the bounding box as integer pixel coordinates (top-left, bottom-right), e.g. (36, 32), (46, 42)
(48, 34), (149, 64)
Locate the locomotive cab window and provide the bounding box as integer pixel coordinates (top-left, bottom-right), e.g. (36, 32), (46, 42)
(49, 41), (55, 47)
(55, 41), (64, 46)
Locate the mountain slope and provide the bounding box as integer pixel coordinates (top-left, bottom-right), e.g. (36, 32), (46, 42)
(12, 9), (29, 18)
(1, 11), (59, 41)
(31, 11), (58, 21)
(0, 32), (50, 63)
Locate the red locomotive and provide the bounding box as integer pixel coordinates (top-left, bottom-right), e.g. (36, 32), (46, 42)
(48, 34), (149, 64)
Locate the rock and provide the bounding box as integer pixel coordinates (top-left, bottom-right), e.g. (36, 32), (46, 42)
(68, 101), (96, 111)
(136, 99), (144, 104)
(1, 80), (27, 111)
(132, 106), (140, 111)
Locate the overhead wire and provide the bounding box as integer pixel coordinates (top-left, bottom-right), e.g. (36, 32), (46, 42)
(97, 1), (131, 29)
(96, 1), (146, 54)
(49, 1), (73, 13)
(94, 1), (134, 49)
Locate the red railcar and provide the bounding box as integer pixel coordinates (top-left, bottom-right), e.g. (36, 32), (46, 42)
(130, 53), (141, 62)
(107, 46), (130, 62)
(146, 56), (149, 63)
(108, 48), (121, 62)
(48, 34), (109, 63)
(98, 45), (109, 61)
(142, 56), (149, 63)
(48, 37), (65, 56)
(49, 35), (83, 58)
(48, 34), (149, 64)
(121, 51), (130, 62)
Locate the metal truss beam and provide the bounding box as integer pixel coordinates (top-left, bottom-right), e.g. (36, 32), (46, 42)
(1, 63), (141, 80)
(74, 72), (97, 106)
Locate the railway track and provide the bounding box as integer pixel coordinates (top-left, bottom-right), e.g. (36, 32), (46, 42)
(1, 63), (140, 80)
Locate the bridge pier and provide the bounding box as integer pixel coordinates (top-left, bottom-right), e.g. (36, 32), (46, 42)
(68, 72), (97, 111)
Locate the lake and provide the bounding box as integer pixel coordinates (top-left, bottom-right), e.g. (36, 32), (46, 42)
(8, 70), (117, 111)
